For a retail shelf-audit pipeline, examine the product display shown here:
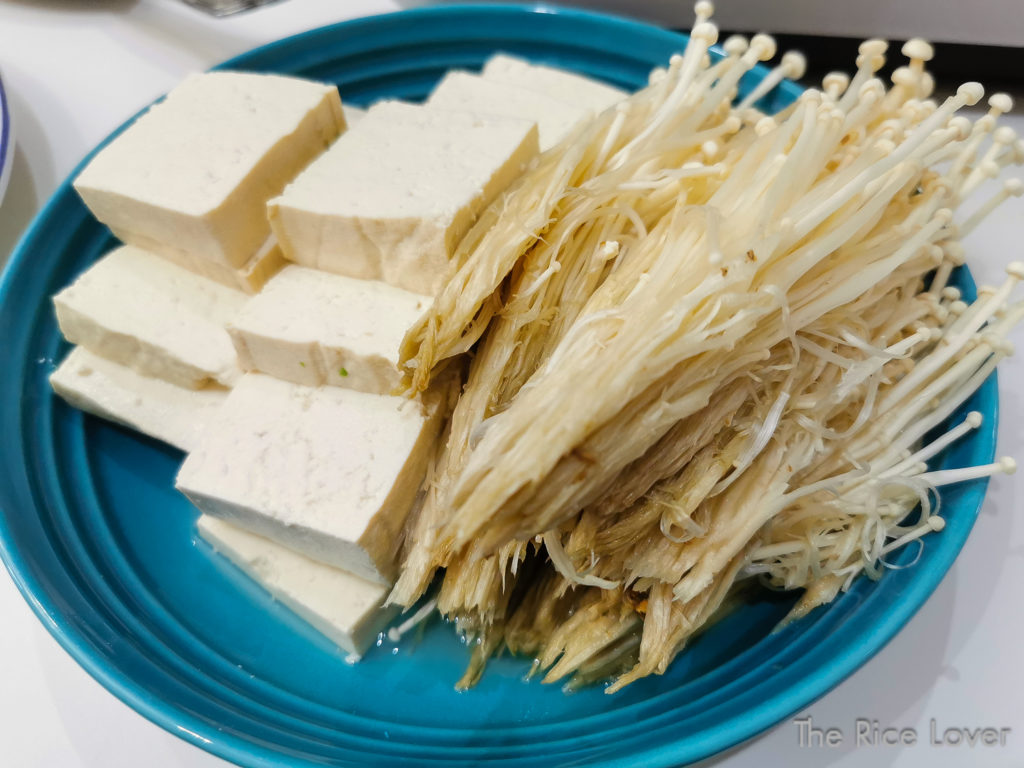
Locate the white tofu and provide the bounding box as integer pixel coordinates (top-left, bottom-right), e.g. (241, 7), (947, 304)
(50, 347), (227, 452)
(155, 233), (287, 295)
(343, 104), (367, 126)
(176, 373), (442, 584)
(228, 265), (430, 394)
(268, 101), (538, 295)
(197, 515), (397, 657)
(75, 71), (346, 271)
(427, 70), (590, 151)
(482, 54), (626, 112)
(53, 245), (246, 389)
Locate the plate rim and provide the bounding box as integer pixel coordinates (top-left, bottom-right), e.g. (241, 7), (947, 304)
(0, 4), (999, 767)
(0, 65), (13, 206)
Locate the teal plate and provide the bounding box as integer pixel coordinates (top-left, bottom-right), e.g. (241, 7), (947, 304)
(0, 5), (998, 767)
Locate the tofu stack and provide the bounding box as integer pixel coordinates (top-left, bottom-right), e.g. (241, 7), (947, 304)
(268, 101), (539, 294)
(49, 57), (626, 657)
(75, 71), (347, 294)
(481, 54), (626, 112)
(52, 71), (350, 452)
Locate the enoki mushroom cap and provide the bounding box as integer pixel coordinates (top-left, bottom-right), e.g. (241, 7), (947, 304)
(780, 51), (807, 79)
(902, 38), (935, 63)
(694, 0), (714, 21)
(988, 93), (1014, 115)
(957, 82), (985, 106)
(748, 33), (777, 61)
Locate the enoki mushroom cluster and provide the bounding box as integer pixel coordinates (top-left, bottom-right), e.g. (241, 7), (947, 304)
(390, 2), (1023, 691)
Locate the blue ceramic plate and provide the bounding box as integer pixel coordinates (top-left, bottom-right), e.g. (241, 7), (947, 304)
(0, 6), (998, 768)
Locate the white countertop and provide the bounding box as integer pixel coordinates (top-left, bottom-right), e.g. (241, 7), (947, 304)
(0, 2), (1021, 766)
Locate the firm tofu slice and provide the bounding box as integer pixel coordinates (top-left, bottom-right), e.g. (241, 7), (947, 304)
(268, 101), (538, 295)
(53, 245), (246, 389)
(74, 71), (346, 271)
(176, 374), (442, 584)
(197, 515), (397, 657)
(155, 233), (287, 295)
(228, 265), (430, 394)
(481, 54), (627, 112)
(427, 70), (590, 151)
(50, 347), (227, 452)
(343, 104), (367, 126)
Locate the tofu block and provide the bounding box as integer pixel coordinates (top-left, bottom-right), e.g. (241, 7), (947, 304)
(155, 233), (287, 295)
(428, 70), (591, 151)
(74, 71), (345, 271)
(50, 347), (227, 452)
(268, 101), (538, 295)
(343, 104), (367, 126)
(482, 54), (627, 112)
(176, 374), (442, 584)
(197, 515), (397, 657)
(53, 245), (246, 389)
(228, 265), (430, 394)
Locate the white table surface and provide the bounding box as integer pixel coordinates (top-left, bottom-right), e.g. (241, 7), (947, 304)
(1, 2), (1022, 766)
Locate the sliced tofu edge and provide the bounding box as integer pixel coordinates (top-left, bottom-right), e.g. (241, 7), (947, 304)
(197, 515), (399, 658)
(174, 374), (446, 587)
(181, 481), (388, 585)
(49, 347), (228, 453)
(354, 387), (446, 583)
(267, 101), (540, 295)
(73, 73), (347, 271)
(51, 244), (245, 389)
(481, 53), (627, 112)
(139, 232), (287, 295)
(427, 70), (592, 152)
(343, 104), (367, 126)
(226, 266), (431, 394)
(393, 108), (538, 294)
(197, 84), (347, 268)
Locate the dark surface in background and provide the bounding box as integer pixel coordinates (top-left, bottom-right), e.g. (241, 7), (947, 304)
(715, 32), (1024, 97)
